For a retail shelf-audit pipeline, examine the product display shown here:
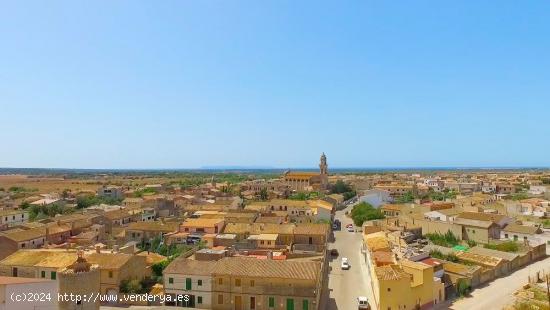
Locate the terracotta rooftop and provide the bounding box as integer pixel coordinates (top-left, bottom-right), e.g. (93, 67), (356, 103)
(293, 223), (329, 236)
(468, 246), (519, 261)
(375, 264), (410, 281)
(181, 218), (224, 228)
(223, 223), (295, 235)
(456, 251), (503, 267)
(85, 252), (134, 269)
(453, 218), (495, 228)
(127, 221), (179, 233)
(164, 257), (218, 276)
(211, 257), (320, 281)
(502, 224), (541, 235)
(456, 212), (508, 224)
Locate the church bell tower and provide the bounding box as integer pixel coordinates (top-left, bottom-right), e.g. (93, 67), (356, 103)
(319, 152), (328, 175)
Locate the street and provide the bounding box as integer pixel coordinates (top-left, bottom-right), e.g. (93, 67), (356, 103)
(326, 203), (378, 310)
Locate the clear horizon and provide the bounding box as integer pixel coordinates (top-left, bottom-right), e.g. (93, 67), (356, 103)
(1, 1), (550, 169)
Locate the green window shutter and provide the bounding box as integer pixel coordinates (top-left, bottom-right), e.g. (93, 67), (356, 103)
(51, 271), (56, 280)
(269, 297), (275, 307)
(186, 278), (192, 290)
(303, 300), (308, 310)
(286, 298), (294, 310)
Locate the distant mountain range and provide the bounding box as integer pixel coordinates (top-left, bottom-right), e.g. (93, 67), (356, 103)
(0, 166), (549, 176)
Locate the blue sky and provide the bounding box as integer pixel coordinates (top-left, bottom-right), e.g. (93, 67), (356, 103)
(1, 1), (549, 169)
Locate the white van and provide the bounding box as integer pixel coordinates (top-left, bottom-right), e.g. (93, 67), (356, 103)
(357, 296), (370, 309)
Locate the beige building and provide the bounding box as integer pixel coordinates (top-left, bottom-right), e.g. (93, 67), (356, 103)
(0, 276), (58, 310)
(0, 210), (29, 228)
(85, 252), (149, 296)
(363, 231), (445, 310)
(211, 257), (323, 310)
(164, 258), (218, 309)
(282, 153), (329, 191)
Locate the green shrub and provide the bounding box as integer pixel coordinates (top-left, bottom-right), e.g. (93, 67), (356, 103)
(484, 241), (519, 253)
(350, 202), (384, 226)
(425, 230), (460, 247)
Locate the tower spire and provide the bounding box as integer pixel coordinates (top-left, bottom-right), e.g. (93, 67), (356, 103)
(319, 152), (328, 175)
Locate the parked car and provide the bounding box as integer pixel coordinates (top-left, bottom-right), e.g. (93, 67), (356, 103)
(330, 249), (339, 256)
(341, 257), (350, 270)
(357, 296), (370, 309)
(347, 226), (354, 232)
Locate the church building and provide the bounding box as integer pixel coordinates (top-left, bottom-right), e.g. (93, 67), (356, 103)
(283, 153), (329, 191)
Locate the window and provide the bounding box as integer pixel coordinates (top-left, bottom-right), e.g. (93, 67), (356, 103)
(198, 279), (202, 286)
(303, 300), (309, 310)
(218, 294), (223, 304)
(505, 234), (508, 238)
(41, 271), (45, 278)
(387, 288), (391, 292)
(198, 296), (203, 304)
(109, 271), (113, 278)
(250, 297), (256, 309)
(12, 267), (18, 277)
(51, 271), (56, 280)
(186, 278), (192, 290)
(235, 279), (241, 286)
(250, 280), (255, 287)
(168, 277), (173, 284)
(286, 298), (294, 310)
(269, 297), (275, 307)
(218, 278), (223, 285)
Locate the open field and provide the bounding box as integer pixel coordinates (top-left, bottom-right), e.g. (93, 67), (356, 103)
(0, 175), (101, 193)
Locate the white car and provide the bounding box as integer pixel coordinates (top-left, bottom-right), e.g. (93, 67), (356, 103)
(347, 226), (354, 232)
(357, 296), (370, 309)
(341, 257), (350, 270)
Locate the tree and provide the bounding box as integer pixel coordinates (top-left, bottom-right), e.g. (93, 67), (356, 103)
(332, 180), (352, 194)
(259, 188), (269, 201)
(76, 195), (122, 209)
(396, 191), (415, 203)
(350, 202), (384, 226)
(61, 189), (70, 199)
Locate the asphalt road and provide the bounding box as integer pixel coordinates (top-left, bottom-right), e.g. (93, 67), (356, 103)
(326, 203), (378, 310)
